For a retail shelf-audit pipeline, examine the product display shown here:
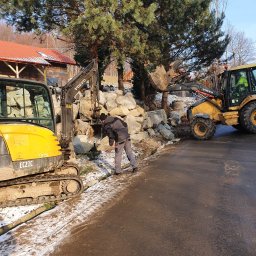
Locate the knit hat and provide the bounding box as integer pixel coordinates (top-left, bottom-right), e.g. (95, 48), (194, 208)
(99, 113), (107, 121)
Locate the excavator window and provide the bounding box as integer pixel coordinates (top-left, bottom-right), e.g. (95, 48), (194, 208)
(0, 81), (54, 131)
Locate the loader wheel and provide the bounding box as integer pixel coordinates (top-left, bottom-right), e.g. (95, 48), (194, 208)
(191, 117), (216, 140)
(240, 102), (256, 133)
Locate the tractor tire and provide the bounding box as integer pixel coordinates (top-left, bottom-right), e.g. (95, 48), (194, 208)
(232, 123), (246, 132)
(191, 117), (216, 140)
(240, 101), (256, 133)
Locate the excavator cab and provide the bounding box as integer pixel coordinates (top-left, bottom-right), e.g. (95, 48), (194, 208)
(0, 78), (55, 132)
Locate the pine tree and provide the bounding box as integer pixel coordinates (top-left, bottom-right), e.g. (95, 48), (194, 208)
(0, 0), (157, 90)
(1, 0), (229, 111)
(132, 0), (229, 112)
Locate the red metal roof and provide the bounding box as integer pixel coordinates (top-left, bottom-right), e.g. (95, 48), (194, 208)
(0, 40), (76, 65)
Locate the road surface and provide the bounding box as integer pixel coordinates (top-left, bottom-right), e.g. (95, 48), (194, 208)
(53, 126), (256, 256)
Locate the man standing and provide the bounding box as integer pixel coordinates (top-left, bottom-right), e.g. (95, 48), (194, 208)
(99, 113), (138, 175)
(235, 71), (249, 90)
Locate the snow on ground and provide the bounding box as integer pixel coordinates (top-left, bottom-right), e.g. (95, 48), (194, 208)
(0, 142), (157, 256)
(0, 151), (132, 230)
(0, 171), (141, 256)
(0, 205), (40, 229)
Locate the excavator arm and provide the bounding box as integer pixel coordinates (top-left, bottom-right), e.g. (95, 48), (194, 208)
(60, 59), (100, 160)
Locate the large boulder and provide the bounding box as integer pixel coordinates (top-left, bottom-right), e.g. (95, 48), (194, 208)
(169, 111), (182, 126)
(73, 103), (79, 120)
(143, 109), (167, 129)
(7, 88), (31, 107)
(148, 65), (169, 92)
(56, 123), (62, 140)
(99, 106), (108, 115)
(110, 106), (130, 117)
(129, 107), (144, 117)
(157, 123), (175, 140)
(105, 100), (118, 111)
(125, 115), (142, 135)
(74, 119), (94, 138)
(97, 136), (113, 151)
(52, 95), (61, 116)
(130, 132), (149, 143)
(98, 90), (106, 106)
(79, 98), (93, 120)
(104, 92), (117, 102)
(116, 94), (136, 110)
(73, 135), (94, 154)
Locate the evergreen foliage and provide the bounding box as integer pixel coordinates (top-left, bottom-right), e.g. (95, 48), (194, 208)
(1, 0), (229, 106)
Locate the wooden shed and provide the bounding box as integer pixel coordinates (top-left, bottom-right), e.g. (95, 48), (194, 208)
(0, 40), (76, 86)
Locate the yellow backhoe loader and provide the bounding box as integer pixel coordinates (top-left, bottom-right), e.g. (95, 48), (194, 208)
(169, 64), (256, 139)
(0, 60), (100, 207)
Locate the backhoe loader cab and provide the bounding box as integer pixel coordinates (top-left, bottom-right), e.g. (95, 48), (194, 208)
(221, 64), (256, 109)
(187, 64), (256, 140)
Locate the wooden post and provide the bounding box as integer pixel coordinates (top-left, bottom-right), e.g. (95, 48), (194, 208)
(4, 61), (17, 77)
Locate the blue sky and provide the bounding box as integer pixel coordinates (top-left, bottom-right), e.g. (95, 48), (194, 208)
(224, 0), (256, 42)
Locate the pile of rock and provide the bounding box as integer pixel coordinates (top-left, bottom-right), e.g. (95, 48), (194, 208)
(53, 89), (177, 154)
(6, 88), (51, 118)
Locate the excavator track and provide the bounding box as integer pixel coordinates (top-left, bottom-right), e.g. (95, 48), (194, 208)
(0, 174), (84, 208)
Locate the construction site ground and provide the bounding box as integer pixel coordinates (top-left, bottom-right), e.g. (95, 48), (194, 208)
(52, 126), (256, 256)
(0, 136), (175, 255)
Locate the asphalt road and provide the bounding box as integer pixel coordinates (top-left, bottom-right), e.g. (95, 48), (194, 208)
(53, 126), (256, 256)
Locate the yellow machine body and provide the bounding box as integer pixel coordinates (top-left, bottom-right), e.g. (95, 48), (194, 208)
(0, 124), (61, 161)
(191, 99), (223, 121)
(0, 77), (84, 207)
(191, 95), (256, 127)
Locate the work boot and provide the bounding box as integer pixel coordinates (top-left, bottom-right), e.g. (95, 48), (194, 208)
(132, 167), (138, 173)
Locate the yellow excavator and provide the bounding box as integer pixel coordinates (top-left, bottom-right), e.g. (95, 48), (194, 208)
(169, 64), (256, 139)
(0, 60), (100, 207)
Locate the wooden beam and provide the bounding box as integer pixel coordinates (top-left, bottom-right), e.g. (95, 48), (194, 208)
(33, 65), (45, 77)
(4, 61), (18, 77)
(19, 65), (27, 75)
(16, 63), (19, 78)
(3, 62), (27, 78)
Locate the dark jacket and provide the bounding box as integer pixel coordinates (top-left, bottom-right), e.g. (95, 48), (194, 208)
(103, 116), (130, 146)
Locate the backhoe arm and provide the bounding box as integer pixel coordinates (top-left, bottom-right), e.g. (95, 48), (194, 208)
(60, 59), (99, 160)
(169, 82), (221, 99)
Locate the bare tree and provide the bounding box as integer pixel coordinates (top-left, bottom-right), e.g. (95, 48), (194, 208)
(226, 25), (256, 66)
(211, 0), (228, 17)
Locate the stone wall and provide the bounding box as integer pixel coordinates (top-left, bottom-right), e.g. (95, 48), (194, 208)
(53, 89), (177, 155)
